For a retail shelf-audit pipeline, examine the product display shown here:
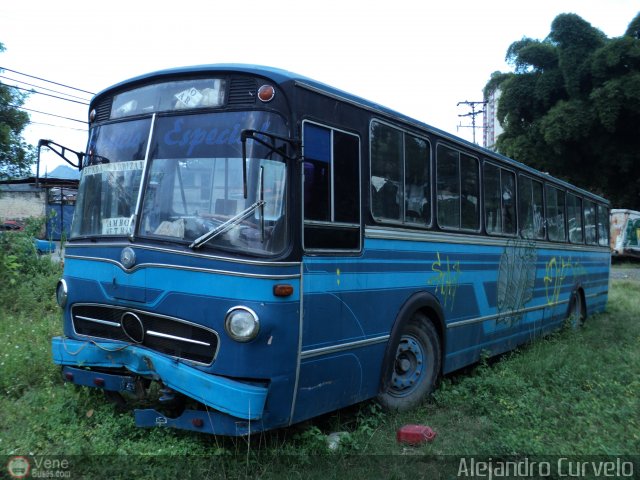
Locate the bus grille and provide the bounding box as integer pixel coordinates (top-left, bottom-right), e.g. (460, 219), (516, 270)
(71, 304), (219, 365)
(93, 97), (113, 123)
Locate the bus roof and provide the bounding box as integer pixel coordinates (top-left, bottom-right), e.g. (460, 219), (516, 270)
(94, 64), (608, 205)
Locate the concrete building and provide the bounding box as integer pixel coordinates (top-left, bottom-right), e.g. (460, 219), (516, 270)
(483, 88), (503, 150)
(0, 167), (78, 240)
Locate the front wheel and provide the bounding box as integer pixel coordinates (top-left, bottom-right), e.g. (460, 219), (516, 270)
(377, 314), (441, 411)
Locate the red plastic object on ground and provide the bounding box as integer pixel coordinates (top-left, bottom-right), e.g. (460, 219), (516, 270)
(396, 424), (437, 445)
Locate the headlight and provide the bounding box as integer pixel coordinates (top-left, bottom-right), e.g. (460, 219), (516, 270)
(56, 279), (68, 308)
(224, 307), (259, 342)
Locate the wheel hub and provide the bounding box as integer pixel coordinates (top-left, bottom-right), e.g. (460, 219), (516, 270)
(390, 335), (425, 394)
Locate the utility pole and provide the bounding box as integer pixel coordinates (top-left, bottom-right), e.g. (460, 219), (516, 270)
(457, 100), (486, 145)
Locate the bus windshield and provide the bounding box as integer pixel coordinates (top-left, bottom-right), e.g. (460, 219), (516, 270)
(71, 111), (289, 256)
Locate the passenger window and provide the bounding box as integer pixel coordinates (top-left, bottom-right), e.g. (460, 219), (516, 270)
(484, 164), (501, 234)
(584, 200), (597, 245)
(460, 154), (480, 230)
(371, 123), (402, 221)
(484, 163), (515, 235)
(502, 171), (516, 234)
(370, 122), (431, 226)
(436, 145), (479, 231)
(546, 185), (566, 242)
(597, 204), (609, 247)
(404, 135), (430, 225)
(567, 194), (583, 243)
(518, 175), (545, 239)
(437, 146), (460, 229)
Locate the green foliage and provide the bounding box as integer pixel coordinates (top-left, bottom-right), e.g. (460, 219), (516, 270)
(625, 12), (640, 38)
(0, 44), (36, 180)
(541, 99), (595, 145)
(0, 218), (62, 315)
(486, 12), (640, 209)
(483, 71), (512, 98)
(506, 38), (558, 73)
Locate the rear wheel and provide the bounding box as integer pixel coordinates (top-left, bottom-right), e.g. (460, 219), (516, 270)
(378, 313), (441, 411)
(566, 290), (586, 329)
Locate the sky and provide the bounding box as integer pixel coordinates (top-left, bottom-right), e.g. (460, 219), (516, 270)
(0, 0), (638, 175)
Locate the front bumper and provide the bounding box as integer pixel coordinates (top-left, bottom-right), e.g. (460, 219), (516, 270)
(51, 336), (268, 422)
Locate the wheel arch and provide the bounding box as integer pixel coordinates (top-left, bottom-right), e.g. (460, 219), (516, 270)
(378, 290), (445, 393)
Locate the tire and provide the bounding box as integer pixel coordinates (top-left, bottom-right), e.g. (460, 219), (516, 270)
(377, 313), (441, 411)
(566, 290), (586, 329)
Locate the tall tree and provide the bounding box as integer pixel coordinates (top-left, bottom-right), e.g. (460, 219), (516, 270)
(485, 12), (640, 209)
(0, 42), (35, 179)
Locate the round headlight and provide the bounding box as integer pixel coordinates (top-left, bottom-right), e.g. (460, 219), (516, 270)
(224, 307), (259, 342)
(56, 279), (68, 308)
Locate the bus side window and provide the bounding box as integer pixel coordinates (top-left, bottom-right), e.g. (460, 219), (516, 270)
(546, 185), (566, 242)
(370, 122), (431, 226)
(567, 193), (583, 243)
(597, 204), (609, 247)
(584, 199), (597, 245)
(484, 163), (501, 233)
(502, 170), (516, 234)
(404, 135), (430, 225)
(370, 122), (402, 222)
(436, 145), (479, 231)
(436, 145), (460, 229)
(460, 154), (480, 230)
(519, 175), (545, 239)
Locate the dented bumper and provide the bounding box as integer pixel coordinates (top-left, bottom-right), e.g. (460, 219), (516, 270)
(51, 336), (268, 421)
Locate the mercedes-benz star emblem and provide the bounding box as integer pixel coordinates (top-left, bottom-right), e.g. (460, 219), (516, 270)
(121, 312), (144, 343)
(121, 247), (136, 269)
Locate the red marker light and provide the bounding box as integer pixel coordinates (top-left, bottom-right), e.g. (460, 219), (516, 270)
(257, 85), (275, 102)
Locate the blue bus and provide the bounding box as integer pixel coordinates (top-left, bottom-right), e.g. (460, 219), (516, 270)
(51, 65), (610, 435)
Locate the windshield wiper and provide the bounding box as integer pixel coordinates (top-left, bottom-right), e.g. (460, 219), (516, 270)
(189, 200), (265, 249)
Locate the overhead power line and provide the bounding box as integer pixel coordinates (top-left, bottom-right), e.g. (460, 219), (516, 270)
(9, 104), (87, 124)
(0, 74), (91, 102)
(29, 121), (87, 132)
(457, 100), (486, 145)
(4, 83), (90, 105)
(0, 66), (95, 95)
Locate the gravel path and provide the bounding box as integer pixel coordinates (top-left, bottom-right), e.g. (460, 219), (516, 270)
(610, 264), (640, 282)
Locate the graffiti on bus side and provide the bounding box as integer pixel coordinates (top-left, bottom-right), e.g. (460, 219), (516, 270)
(429, 252), (461, 310)
(544, 257), (587, 306)
(496, 239), (537, 326)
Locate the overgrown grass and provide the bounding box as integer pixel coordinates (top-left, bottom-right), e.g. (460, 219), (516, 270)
(1, 241), (638, 478)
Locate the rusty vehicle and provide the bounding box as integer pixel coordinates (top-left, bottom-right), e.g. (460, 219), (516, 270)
(610, 209), (640, 259)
